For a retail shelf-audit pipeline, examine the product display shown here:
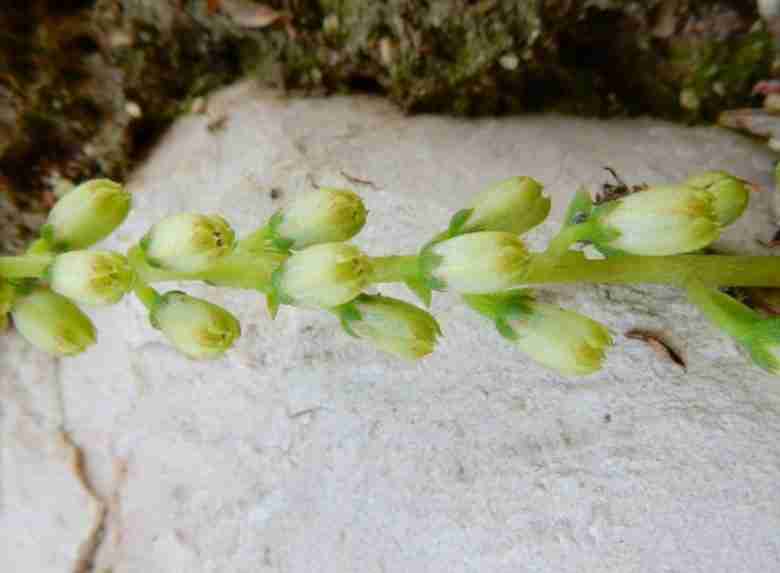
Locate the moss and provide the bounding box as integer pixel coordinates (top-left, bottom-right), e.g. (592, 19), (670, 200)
(1, 0), (776, 252)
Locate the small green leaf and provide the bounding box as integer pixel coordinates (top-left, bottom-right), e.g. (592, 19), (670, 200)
(593, 244), (627, 258)
(447, 209), (474, 237)
(40, 224), (55, 244)
(138, 234), (151, 253)
(418, 246), (445, 291)
(268, 211), (285, 232)
(495, 318), (518, 341)
(404, 277), (433, 307)
(563, 188), (593, 228)
(271, 237), (295, 251)
(266, 292), (280, 319)
(334, 301), (363, 338)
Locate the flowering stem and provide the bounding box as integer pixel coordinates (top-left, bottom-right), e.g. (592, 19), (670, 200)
(133, 278), (162, 312)
(521, 253), (780, 288)
(26, 238), (53, 254)
(685, 281), (759, 340)
(0, 254), (55, 279)
(369, 255), (420, 284)
(126, 246), (196, 284)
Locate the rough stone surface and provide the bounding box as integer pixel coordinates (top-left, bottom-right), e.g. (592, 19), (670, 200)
(3, 83), (780, 572)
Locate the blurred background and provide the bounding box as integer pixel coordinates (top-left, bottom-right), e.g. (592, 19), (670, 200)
(1, 0), (777, 252)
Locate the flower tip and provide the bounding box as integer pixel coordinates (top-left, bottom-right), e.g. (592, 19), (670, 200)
(49, 250), (134, 306)
(151, 291), (241, 359)
(45, 178), (132, 250)
(346, 294), (441, 359)
(11, 288), (97, 356)
(142, 213), (236, 273)
(274, 188), (368, 249)
(462, 176), (550, 235)
(684, 171), (750, 226)
(275, 242), (371, 309)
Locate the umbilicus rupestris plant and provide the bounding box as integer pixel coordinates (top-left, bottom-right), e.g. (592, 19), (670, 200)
(2, 173), (779, 376)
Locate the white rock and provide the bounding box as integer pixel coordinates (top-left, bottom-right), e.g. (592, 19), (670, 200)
(3, 82), (780, 572)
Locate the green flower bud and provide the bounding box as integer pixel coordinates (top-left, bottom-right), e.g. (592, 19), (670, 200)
(272, 188), (367, 249)
(463, 291), (611, 375)
(684, 171), (750, 227)
(43, 179), (131, 250)
(460, 176), (551, 235)
(11, 287), (96, 356)
(342, 294), (442, 359)
(424, 232), (530, 294)
(506, 303), (612, 376)
(49, 250), (134, 306)
(592, 185), (720, 256)
(275, 243), (371, 308)
(141, 213), (236, 273)
(150, 291), (241, 359)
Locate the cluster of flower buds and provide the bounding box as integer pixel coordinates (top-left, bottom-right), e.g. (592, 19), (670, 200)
(0, 169), (772, 378)
(4, 180), (134, 356)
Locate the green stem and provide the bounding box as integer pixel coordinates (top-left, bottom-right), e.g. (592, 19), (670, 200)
(369, 255), (420, 284)
(199, 249), (286, 292)
(522, 253), (780, 288)
(133, 279), (162, 312)
(127, 246), (196, 284)
(26, 238), (53, 255)
(544, 222), (595, 258)
(239, 225), (272, 252)
(685, 281), (759, 340)
(0, 254), (55, 279)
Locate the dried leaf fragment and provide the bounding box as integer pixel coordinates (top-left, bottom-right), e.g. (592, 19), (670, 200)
(718, 108), (780, 140)
(220, 0), (285, 28)
(340, 170), (378, 189)
(626, 329), (686, 370)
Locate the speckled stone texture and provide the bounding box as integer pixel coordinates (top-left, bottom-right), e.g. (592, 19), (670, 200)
(2, 83), (780, 572)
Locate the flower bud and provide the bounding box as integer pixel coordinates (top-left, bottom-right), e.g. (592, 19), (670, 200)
(273, 188), (367, 249)
(150, 291), (241, 359)
(684, 171), (750, 226)
(460, 176), (550, 235)
(141, 213), (235, 273)
(49, 250), (134, 306)
(11, 287), (96, 356)
(592, 185), (720, 256)
(343, 294), (442, 359)
(275, 243), (371, 308)
(44, 179), (131, 250)
(507, 303), (612, 376)
(424, 232), (530, 294)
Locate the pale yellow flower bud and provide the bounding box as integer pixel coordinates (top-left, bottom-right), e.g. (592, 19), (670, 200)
(11, 287), (96, 356)
(49, 250), (134, 306)
(593, 185), (720, 256)
(345, 294), (441, 359)
(44, 179), (131, 250)
(426, 232), (530, 293)
(461, 176), (550, 235)
(150, 291), (241, 359)
(276, 243), (371, 308)
(141, 213), (235, 273)
(507, 303), (612, 376)
(273, 188), (367, 249)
